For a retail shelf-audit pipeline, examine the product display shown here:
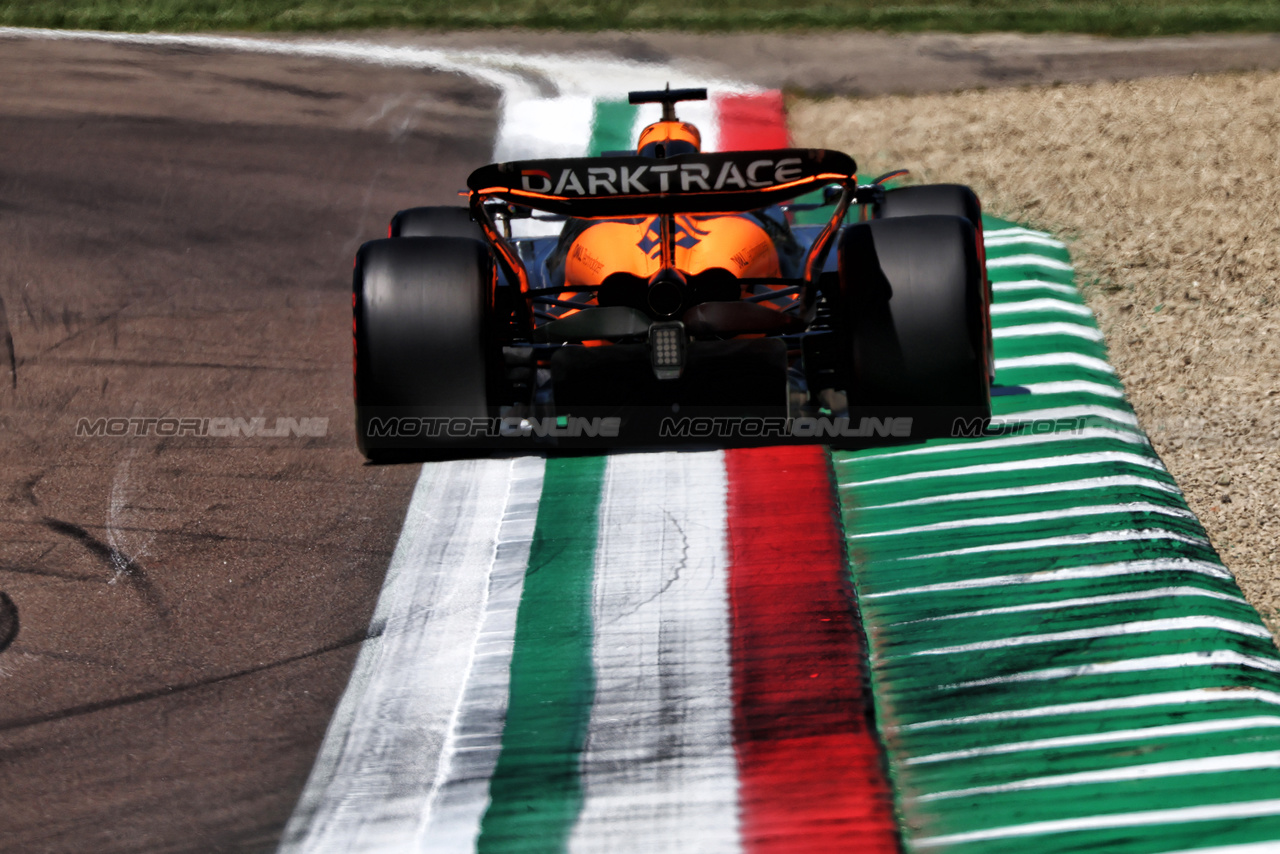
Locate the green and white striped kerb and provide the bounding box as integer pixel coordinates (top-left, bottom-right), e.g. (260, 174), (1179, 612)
(836, 216), (1280, 854)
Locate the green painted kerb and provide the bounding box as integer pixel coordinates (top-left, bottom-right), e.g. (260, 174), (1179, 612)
(477, 455), (607, 854)
(589, 100), (638, 156)
(834, 214), (1280, 854)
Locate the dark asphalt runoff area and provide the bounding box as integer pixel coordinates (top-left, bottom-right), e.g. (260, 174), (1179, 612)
(2, 27), (1278, 853)
(0, 36), (496, 853)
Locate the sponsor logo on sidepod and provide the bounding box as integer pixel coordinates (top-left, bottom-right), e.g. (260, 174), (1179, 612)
(520, 157), (805, 195)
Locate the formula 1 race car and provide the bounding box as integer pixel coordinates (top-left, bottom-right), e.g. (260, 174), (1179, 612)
(353, 87), (991, 457)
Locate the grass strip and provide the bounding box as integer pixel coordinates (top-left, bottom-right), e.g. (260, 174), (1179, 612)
(5, 1), (1280, 37)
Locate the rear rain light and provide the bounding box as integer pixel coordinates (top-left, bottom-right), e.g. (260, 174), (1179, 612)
(649, 321), (687, 380)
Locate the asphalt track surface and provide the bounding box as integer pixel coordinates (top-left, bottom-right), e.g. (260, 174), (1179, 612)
(3, 29), (1280, 854)
(0, 36), (496, 853)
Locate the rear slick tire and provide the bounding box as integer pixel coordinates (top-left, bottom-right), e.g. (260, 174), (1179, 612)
(876, 183), (982, 229)
(837, 214), (990, 440)
(353, 236), (494, 459)
(877, 183), (994, 383)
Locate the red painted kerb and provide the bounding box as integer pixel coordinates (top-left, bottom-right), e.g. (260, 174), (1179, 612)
(725, 445), (901, 854)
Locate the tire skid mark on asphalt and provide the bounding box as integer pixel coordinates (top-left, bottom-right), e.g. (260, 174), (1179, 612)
(0, 292), (17, 389)
(0, 627), (371, 733)
(39, 516), (168, 617)
(0, 592), (17, 654)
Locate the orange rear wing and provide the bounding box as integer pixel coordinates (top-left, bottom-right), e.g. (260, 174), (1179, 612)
(467, 149), (860, 327)
(466, 149), (857, 217)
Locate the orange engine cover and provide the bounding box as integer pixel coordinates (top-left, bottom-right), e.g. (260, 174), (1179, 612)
(564, 214), (781, 287)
